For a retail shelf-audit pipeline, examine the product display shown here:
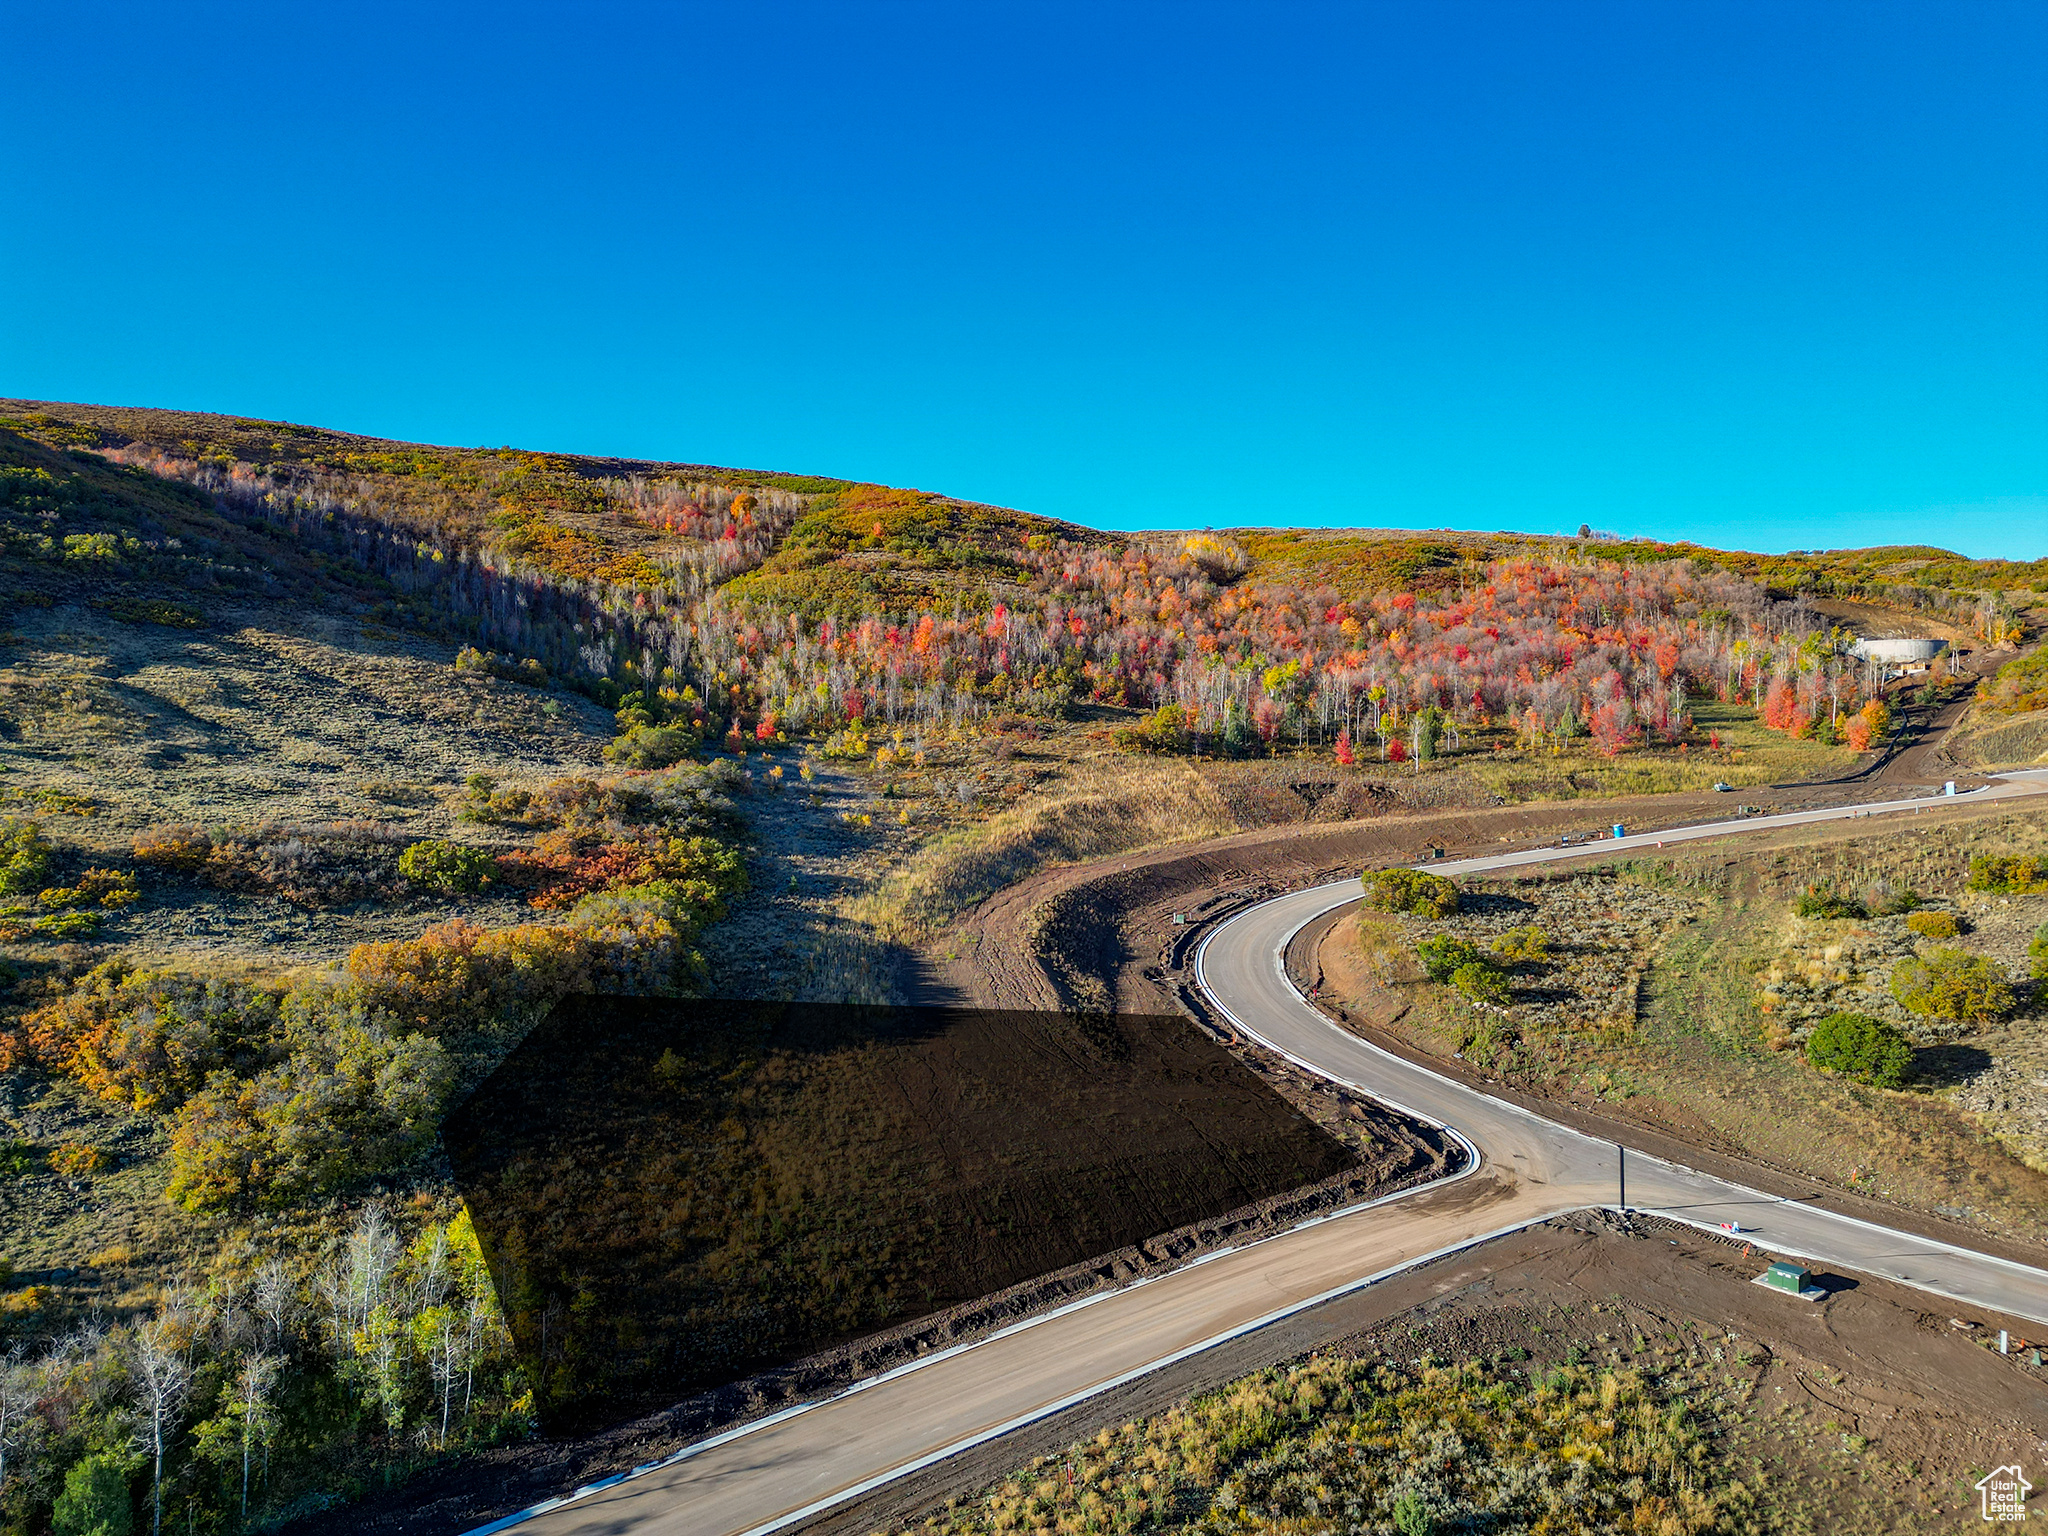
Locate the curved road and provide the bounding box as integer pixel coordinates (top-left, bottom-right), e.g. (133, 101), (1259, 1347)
(488, 770), (2048, 1536)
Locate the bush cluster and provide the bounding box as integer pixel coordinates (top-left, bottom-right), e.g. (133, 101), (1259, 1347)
(1805, 1011), (1914, 1089)
(1793, 881), (1923, 921)
(1363, 868), (1460, 919)
(1450, 961), (1511, 1006)
(0, 817), (52, 896)
(1794, 884), (1865, 920)
(13, 885), (718, 1212)
(1415, 936), (1512, 1004)
(13, 769), (751, 1212)
(1966, 854), (2048, 895)
(1904, 909), (1961, 939)
(604, 721), (700, 769)
(397, 839), (498, 895)
(464, 762), (746, 836)
(132, 822), (408, 906)
(453, 644), (549, 688)
(1889, 948), (2014, 1023)
(1492, 925), (1550, 962)
(1415, 935), (1483, 981)
(0, 863), (139, 942)
(1983, 648), (2048, 716)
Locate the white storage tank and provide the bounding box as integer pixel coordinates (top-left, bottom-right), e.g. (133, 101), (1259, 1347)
(1848, 636), (1947, 663)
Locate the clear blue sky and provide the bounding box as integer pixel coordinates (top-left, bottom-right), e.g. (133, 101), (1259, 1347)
(4, 2), (2044, 557)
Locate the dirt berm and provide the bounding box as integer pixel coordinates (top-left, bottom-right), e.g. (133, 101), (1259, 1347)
(915, 780), (1938, 1016)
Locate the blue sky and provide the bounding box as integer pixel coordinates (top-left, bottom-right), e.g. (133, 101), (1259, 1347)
(4, 2), (2044, 557)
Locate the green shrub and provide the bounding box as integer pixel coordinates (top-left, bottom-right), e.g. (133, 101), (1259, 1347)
(455, 645), (549, 688)
(398, 838), (498, 895)
(1493, 925), (1550, 962)
(1966, 854), (2048, 895)
(1114, 702), (1193, 754)
(167, 1024), (451, 1212)
(1392, 1491), (1435, 1536)
(1794, 884), (1866, 920)
(53, 1453), (134, 1536)
(1905, 909), (1961, 939)
(1890, 948), (2014, 1022)
(131, 823), (213, 872)
(0, 1140), (33, 1177)
(2031, 921), (2048, 979)
(1415, 934), (1483, 982)
(604, 722), (699, 770)
(0, 817), (51, 896)
(1451, 960), (1511, 1006)
(29, 909), (102, 938)
(1805, 1011), (1914, 1088)
(1363, 868), (1459, 919)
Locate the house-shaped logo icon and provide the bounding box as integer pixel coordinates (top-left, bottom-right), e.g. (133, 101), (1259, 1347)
(1978, 1465), (2032, 1522)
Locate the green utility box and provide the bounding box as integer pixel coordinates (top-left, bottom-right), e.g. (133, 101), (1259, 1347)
(1759, 1261), (1810, 1295)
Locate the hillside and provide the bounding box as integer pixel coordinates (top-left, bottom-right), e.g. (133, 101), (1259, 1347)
(9, 398), (2034, 781)
(0, 397), (2040, 1534)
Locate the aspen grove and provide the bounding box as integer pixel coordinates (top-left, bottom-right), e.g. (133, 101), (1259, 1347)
(96, 446), (1887, 760)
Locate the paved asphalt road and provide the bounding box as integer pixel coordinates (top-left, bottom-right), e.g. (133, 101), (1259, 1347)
(491, 771), (2048, 1536)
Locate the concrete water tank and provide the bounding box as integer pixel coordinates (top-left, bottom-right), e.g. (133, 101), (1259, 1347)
(1848, 637), (1947, 663)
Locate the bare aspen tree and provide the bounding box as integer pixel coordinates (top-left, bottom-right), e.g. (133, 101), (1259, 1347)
(416, 1306), (462, 1447)
(319, 1207), (397, 1357)
(234, 1353), (283, 1521)
(461, 1284), (494, 1418)
(254, 1257), (296, 1351)
(0, 1342), (43, 1508)
(128, 1314), (193, 1536)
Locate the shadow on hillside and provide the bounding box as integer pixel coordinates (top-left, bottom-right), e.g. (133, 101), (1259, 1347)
(1914, 1043), (1991, 1088)
(444, 997), (1357, 1431)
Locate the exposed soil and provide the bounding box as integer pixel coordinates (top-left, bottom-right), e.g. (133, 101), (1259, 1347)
(1867, 650), (2006, 785)
(920, 779), (1974, 1016)
(809, 1211), (2048, 1533)
(1805, 597), (1978, 646)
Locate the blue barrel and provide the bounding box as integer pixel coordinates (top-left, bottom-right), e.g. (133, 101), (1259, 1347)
(1612, 823), (1626, 838)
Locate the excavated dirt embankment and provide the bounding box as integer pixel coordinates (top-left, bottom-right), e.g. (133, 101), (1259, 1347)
(924, 780), (1947, 1017)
